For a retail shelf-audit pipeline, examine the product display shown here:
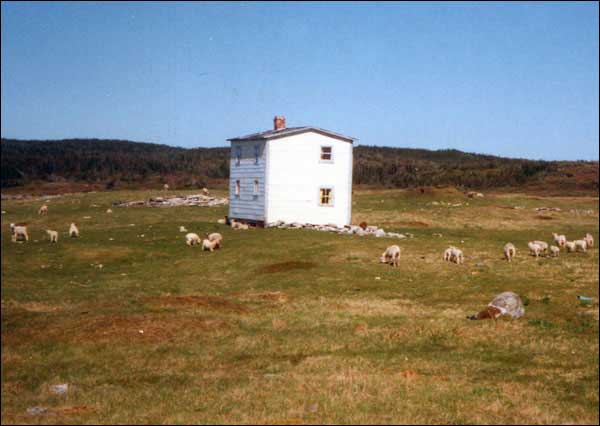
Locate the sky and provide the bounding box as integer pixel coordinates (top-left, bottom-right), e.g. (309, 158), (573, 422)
(1, 1), (598, 160)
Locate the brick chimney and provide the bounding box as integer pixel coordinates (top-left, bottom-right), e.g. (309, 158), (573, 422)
(273, 115), (286, 130)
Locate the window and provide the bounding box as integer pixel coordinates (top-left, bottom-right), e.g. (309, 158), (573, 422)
(235, 146), (242, 166)
(254, 145), (260, 164)
(320, 146), (333, 162)
(235, 180), (240, 197)
(253, 179), (259, 194)
(319, 187), (333, 206)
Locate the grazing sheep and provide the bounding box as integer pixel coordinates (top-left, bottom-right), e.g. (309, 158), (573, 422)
(549, 245), (560, 257)
(503, 243), (516, 262)
(46, 230), (58, 243)
(532, 240), (548, 254)
(185, 233), (201, 246)
(179, 226), (188, 233)
(468, 291), (524, 323)
(583, 233), (594, 248)
(38, 204), (48, 215)
(565, 241), (576, 253)
(207, 232), (223, 249)
(444, 246), (463, 264)
(574, 239), (588, 252)
(552, 233), (566, 248)
(443, 247), (454, 262)
(528, 241), (542, 257)
(10, 223), (29, 242)
(69, 223), (79, 238)
(380, 245), (401, 267)
(202, 238), (219, 252)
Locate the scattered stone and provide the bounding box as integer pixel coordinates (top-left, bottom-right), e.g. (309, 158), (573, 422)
(113, 193), (228, 208)
(50, 384), (69, 395)
(26, 406), (48, 416)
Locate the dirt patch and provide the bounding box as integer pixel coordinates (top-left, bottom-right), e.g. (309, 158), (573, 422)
(393, 220), (429, 227)
(149, 295), (248, 313)
(2, 300), (65, 313)
(535, 215), (555, 220)
(258, 261), (317, 274)
(245, 291), (289, 303)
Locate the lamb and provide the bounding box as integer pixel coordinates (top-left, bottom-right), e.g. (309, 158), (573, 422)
(46, 230), (58, 243)
(443, 247), (454, 262)
(10, 223), (29, 242)
(202, 238), (219, 252)
(202, 187), (209, 195)
(467, 292), (525, 323)
(573, 239), (588, 252)
(38, 204), (48, 215)
(552, 233), (566, 248)
(106, 208), (113, 214)
(179, 226), (188, 233)
(380, 245), (401, 267)
(583, 233), (594, 248)
(217, 218), (226, 224)
(565, 241), (576, 253)
(69, 223), (79, 238)
(528, 241), (542, 257)
(185, 233), (201, 246)
(443, 246), (463, 264)
(206, 232), (223, 249)
(549, 245), (560, 257)
(163, 184), (170, 191)
(532, 240), (548, 254)
(231, 219), (249, 230)
(503, 243), (516, 262)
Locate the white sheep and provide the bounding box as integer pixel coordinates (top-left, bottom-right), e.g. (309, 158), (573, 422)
(179, 226), (188, 233)
(217, 218), (226, 224)
(552, 233), (566, 248)
(69, 223), (79, 238)
(206, 232), (223, 249)
(10, 223), (29, 242)
(565, 241), (576, 253)
(584, 233), (594, 248)
(443, 247), (454, 262)
(549, 245), (560, 257)
(528, 241), (542, 257)
(163, 184), (170, 191)
(185, 233), (201, 246)
(450, 247), (464, 264)
(532, 240), (548, 254)
(202, 238), (219, 252)
(574, 239), (587, 252)
(503, 243), (516, 262)
(380, 245), (401, 267)
(38, 204), (48, 215)
(106, 208), (113, 214)
(46, 230), (58, 243)
(231, 219), (249, 230)
(202, 187), (209, 195)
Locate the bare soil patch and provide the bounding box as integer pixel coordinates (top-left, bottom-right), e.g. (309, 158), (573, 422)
(258, 261), (317, 274)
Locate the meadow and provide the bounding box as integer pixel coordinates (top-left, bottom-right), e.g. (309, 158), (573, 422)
(1, 187), (598, 424)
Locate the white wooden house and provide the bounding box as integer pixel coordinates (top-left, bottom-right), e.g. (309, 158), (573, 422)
(227, 116), (355, 227)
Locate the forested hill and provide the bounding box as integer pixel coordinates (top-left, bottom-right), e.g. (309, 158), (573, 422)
(1, 138), (598, 192)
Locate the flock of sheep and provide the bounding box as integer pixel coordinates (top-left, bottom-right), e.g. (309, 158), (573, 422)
(6, 200), (596, 324)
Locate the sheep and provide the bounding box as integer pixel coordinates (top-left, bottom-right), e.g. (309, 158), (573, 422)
(163, 184), (170, 191)
(565, 241), (576, 253)
(202, 187), (209, 195)
(532, 240), (548, 254)
(10, 223), (29, 242)
(46, 230), (58, 243)
(574, 239), (587, 252)
(549, 245), (560, 257)
(467, 292), (524, 324)
(106, 208), (113, 214)
(503, 243), (516, 262)
(231, 219), (249, 230)
(69, 223), (79, 238)
(443, 247), (454, 262)
(217, 218), (226, 224)
(185, 233), (201, 246)
(202, 238), (219, 252)
(206, 232), (223, 249)
(450, 247), (464, 264)
(552, 233), (566, 248)
(528, 241), (542, 257)
(380, 245), (401, 267)
(179, 226), (188, 233)
(38, 204), (48, 215)
(583, 233), (594, 248)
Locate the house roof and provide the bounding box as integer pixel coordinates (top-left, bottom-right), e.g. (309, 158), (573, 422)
(227, 126), (356, 143)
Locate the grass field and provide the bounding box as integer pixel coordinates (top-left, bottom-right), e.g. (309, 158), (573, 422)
(1, 188), (598, 424)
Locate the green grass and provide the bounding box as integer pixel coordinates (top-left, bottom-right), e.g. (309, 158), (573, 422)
(1, 188), (598, 424)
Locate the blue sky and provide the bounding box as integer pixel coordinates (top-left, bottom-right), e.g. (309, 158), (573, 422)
(1, 1), (598, 160)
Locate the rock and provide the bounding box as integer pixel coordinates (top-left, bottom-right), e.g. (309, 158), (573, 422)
(27, 406), (48, 416)
(50, 384), (69, 395)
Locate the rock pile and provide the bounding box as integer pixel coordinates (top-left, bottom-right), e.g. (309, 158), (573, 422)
(113, 194), (228, 208)
(266, 221), (412, 239)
